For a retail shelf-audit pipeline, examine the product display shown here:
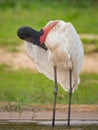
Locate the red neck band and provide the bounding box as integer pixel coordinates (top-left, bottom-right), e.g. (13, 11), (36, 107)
(40, 21), (58, 45)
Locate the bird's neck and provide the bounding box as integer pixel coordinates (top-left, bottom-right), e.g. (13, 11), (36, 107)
(39, 21), (58, 45)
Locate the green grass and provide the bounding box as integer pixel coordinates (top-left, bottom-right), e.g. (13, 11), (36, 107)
(0, 64), (98, 105)
(0, 0), (98, 47)
(82, 38), (98, 53)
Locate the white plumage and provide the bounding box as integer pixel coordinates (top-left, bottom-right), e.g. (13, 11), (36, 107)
(25, 20), (84, 92)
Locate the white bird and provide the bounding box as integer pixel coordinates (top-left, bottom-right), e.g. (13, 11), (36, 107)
(17, 20), (84, 127)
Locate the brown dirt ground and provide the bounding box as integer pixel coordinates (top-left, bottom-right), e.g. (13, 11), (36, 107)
(0, 104), (98, 120)
(0, 45), (98, 73)
(0, 45), (36, 71)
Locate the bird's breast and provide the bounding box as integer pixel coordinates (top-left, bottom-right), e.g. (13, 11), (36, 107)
(48, 46), (72, 70)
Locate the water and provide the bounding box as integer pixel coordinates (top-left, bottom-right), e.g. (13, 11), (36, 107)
(0, 120), (98, 130)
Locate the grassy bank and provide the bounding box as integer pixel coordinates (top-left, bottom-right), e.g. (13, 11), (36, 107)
(0, 0), (98, 47)
(0, 65), (98, 105)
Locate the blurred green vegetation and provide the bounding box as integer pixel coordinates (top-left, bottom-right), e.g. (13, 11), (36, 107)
(82, 38), (98, 53)
(0, 0), (98, 107)
(0, 64), (98, 105)
(0, 0), (98, 47)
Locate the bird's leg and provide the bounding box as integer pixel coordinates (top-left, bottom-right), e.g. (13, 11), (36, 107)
(52, 66), (58, 127)
(68, 69), (72, 127)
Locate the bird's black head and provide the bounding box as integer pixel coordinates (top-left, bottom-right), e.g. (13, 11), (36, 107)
(17, 26), (47, 50)
(17, 26), (40, 43)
